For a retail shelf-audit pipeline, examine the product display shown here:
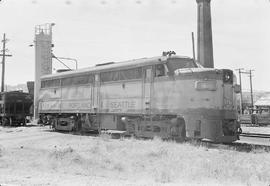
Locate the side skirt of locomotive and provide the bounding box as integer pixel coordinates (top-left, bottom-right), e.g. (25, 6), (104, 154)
(40, 112), (240, 143)
(40, 113), (187, 141)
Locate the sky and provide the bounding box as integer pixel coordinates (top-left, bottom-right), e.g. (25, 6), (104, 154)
(0, 0), (269, 91)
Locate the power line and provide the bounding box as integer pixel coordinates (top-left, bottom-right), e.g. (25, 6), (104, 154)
(52, 53), (72, 70)
(53, 56), (78, 70)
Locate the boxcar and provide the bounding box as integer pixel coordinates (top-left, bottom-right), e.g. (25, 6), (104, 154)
(0, 91), (33, 126)
(38, 54), (241, 142)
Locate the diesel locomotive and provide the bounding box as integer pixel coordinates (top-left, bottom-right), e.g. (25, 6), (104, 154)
(38, 54), (241, 142)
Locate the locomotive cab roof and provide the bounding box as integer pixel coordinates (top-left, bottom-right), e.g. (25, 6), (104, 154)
(41, 55), (199, 80)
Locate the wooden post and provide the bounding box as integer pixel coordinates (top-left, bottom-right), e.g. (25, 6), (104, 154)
(0, 33), (12, 92)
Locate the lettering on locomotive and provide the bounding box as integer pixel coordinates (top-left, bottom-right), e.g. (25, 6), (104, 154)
(101, 99), (138, 113)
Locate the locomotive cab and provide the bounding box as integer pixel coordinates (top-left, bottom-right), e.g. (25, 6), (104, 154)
(166, 56), (200, 76)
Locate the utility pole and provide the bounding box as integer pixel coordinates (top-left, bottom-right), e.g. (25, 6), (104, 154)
(241, 69), (255, 113)
(248, 70), (254, 111)
(191, 32), (196, 62)
(0, 33), (12, 92)
(235, 68), (244, 114)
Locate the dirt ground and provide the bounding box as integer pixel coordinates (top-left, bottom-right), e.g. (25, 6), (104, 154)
(0, 126), (128, 186)
(0, 126), (183, 186)
(0, 125), (270, 186)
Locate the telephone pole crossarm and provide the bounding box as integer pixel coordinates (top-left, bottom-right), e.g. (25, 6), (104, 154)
(0, 54), (12, 57)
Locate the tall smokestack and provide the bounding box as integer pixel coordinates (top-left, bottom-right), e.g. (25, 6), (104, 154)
(196, 0), (214, 68)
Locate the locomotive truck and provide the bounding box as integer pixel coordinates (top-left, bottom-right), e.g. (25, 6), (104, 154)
(38, 53), (241, 142)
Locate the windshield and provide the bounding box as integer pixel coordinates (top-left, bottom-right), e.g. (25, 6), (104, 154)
(166, 58), (199, 75)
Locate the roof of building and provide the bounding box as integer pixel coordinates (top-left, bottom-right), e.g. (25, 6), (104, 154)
(255, 95), (270, 106)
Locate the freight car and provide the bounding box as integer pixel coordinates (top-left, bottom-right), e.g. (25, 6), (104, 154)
(38, 54), (241, 142)
(0, 91), (33, 126)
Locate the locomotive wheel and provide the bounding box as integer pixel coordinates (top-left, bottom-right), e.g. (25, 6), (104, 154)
(2, 117), (11, 126)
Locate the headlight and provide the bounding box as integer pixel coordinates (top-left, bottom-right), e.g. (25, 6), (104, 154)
(223, 70), (233, 84)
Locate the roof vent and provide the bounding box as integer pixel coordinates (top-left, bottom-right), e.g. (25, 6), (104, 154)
(56, 69), (72, 73)
(95, 62), (115, 67)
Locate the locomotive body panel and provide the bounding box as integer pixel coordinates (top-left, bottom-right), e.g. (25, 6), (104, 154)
(100, 81), (142, 114)
(152, 78), (224, 112)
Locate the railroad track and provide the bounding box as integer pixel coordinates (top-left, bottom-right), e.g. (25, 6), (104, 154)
(240, 132), (270, 139)
(195, 136), (270, 152)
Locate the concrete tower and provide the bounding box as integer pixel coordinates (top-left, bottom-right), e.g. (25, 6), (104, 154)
(196, 0), (214, 68)
(34, 23), (53, 119)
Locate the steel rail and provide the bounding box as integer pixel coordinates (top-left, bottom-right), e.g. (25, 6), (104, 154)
(240, 132), (270, 139)
(185, 138), (270, 152)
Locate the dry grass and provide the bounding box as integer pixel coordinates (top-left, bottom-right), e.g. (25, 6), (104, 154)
(44, 136), (270, 185)
(0, 127), (270, 185)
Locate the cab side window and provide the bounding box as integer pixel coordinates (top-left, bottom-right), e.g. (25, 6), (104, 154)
(0, 104), (3, 113)
(155, 64), (165, 77)
(145, 68), (152, 79)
